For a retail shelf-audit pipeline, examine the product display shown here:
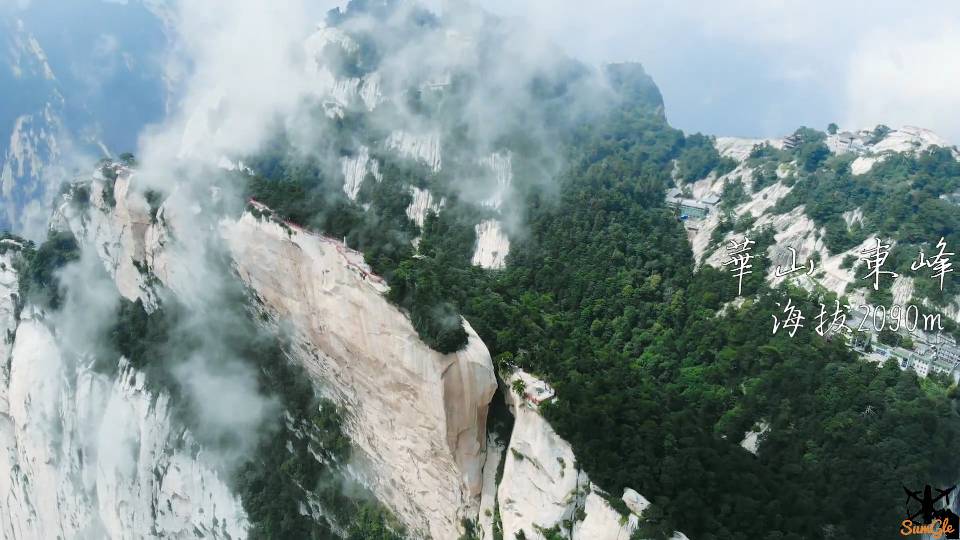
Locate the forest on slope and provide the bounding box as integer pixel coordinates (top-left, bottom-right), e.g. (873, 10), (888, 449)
(13, 1), (960, 538)
(239, 6), (960, 536)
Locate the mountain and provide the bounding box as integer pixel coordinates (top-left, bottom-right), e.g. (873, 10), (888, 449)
(0, 0), (168, 234)
(682, 125), (960, 354)
(1, 1), (959, 540)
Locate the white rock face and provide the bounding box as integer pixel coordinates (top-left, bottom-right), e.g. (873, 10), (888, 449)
(329, 73), (383, 112)
(699, 193), (874, 300)
(1, 114), (57, 195)
(472, 220), (509, 269)
(3, 177), (250, 539)
(478, 433), (504, 540)
(0, 108), (62, 228)
(0, 248), (21, 379)
(479, 152), (513, 209)
(52, 174), (505, 538)
(715, 136), (782, 161)
(386, 130), (442, 172)
(842, 208), (864, 228)
(892, 276), (915, 306)
(1, 21), (65, 231)
(572, 491), (637, 540)
(496, 370), (674, 540)
(741, 180), (793, 218)
(216, 156), (254, 175)
(685, 161), (791, 264)
(50, 170), (193, 311)
(498, 371), (585, 539)
(8, 19), (56, 81)
(621, 488), (650, 516)
(689, 126), (960, 274)
(698, 127), (960, 326)
(739, 421), (770, 456)
(0, 272), (246, 539)
(850, 155), (880, 175)
(51, 168), (162, 311)
(303, 26), (386, 119)
(306, 25), (358, 56)
(761, 208), (861, 296)
(846, 126), (956, 175)
(698, 126), (957, 301)
(341, 146), (382, 201)
(870, 126), (953, 154)
(222, 213), (497, 539)
(406, 186), (444, 228)
(91, 360), (248, 540)
(51, 172), (686, 538)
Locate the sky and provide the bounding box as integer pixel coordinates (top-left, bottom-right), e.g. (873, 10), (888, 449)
(476, 0), (960, 143)
(4, 0), (958, 144)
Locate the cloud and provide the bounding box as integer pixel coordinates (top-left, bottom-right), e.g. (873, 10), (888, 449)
(137, 0), (334, 174)
(53, 247), (122, 360)
(845, 24), (960, 143)
(108, 0), (623, 471)
(480, 0), (960, 141)
(39, 0), (960, 489)
(172, 349), (279, 463)
(0, 0), (31, 12)
(34, 0), (342, 475)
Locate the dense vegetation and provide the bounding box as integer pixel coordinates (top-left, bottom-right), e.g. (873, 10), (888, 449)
(475, 118), (960, 539)
(232, 4), (960, 536)
(11, 230), (78, 310)
(246, 146), (474, 353)
(243, 54), (960, 537)
(14, 2), (960, 538)
(676, 132), (737, 183)
(444, 99), (960, 538)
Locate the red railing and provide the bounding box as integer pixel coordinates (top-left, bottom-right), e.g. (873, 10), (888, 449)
(247, 198), (385, 284)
